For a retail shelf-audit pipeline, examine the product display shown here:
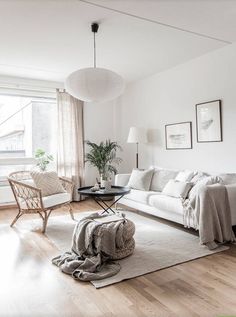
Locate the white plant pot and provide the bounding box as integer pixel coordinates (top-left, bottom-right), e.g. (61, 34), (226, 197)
(101, 179), (111, 190)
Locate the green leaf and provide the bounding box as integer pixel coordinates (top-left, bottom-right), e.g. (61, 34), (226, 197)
(85, 139), (122, 177)
(34, 148), (54, 171)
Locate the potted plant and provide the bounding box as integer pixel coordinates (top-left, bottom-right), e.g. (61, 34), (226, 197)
(34, 148), (54, 172)
(85, 140), (122, 189)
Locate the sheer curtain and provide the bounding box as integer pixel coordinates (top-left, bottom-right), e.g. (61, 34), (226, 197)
(57, 90), (84, 201)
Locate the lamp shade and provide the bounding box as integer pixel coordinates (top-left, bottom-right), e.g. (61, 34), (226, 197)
(127, 127), (148, 143)
(65, 67), (125, 102)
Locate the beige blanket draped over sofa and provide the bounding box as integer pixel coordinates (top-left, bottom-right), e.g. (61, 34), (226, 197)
(184, 184), (236, 249)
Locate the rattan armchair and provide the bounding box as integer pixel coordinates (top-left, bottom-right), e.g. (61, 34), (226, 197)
(8, 171), (74, 233)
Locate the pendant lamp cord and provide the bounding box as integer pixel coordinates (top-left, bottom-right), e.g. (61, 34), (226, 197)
(91, 23), (99, 68)
(93, 31), (96, 68)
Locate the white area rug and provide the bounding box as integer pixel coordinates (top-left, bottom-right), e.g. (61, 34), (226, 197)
(45, 210), (229, 288)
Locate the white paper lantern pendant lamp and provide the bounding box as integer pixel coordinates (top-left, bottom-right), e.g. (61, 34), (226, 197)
(65, 23), (125, 103)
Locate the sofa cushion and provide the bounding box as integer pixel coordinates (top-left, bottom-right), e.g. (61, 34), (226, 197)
(149, 194), (184, 214)
(150, 169), (178, 192)
(30, 171), (66, 197)
(127, 169), (154, 191)
(175, 169), (195, 182)
(42, 192), (71, 208)
(162, 180), (193, 199)
(124, 189), (160, 204)
(219, 173), (236, 185)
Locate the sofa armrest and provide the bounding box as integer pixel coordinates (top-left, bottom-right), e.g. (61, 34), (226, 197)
(115, 173), (131, 186)
(226, 184), (236, 225)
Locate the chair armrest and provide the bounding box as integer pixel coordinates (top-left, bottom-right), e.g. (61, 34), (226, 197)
(8, 178), (41, 193)
(59, 177), (74, 196)
(8, 178), (43, 210)
(115, 173), (131, 186)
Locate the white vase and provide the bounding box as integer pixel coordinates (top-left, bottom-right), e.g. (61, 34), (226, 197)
(101, 179), (111, 190)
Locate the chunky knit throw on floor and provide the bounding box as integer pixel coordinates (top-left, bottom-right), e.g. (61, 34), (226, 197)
(52, 212), (135, 281)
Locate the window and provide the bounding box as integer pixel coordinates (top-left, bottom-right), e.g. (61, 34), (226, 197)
(0, 94), (57, 183)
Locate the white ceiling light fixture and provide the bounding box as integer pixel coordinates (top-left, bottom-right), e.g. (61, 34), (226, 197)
(65, 23), (125, 103)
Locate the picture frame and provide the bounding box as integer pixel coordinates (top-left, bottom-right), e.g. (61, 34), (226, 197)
(196, 100), (222, 143)
(165, 121), (192, 150)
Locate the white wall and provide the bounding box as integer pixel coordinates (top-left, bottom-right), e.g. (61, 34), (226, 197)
(117, 42), (236, 174)
(83, 98), (122, 185)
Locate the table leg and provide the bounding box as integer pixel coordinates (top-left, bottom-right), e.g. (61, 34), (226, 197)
(93, 195), (125, 214)
(93, 197), (113, 213)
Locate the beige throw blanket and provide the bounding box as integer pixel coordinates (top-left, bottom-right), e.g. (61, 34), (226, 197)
(184, 184), (235, 249)
(52, 212), (135, 281)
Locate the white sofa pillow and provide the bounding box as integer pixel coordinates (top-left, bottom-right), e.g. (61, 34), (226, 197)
(150, 169), (178, 192)
(175, 169), (195, 182)
(30, 171), (66, 197)
(162, 179), (193, 199)
(127, 169), (154, 191)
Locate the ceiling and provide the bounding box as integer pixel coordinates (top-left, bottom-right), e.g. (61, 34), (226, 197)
(0, 0), (235, 84)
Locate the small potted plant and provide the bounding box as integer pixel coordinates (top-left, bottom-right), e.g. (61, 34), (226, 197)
(85, 140), (122, 190)
(34, 148), (54, 172)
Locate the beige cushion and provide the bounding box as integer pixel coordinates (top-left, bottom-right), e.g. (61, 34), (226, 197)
(150, 169), (178, 191)
(162, 180), (193, 199)
(30, 171), (66, 197)
(127, 169), (154, 191)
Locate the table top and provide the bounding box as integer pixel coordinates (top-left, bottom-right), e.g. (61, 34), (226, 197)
(78, 185), (130, 197)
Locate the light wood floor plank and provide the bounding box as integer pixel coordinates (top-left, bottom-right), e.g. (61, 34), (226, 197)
(0, 200), (236, 317)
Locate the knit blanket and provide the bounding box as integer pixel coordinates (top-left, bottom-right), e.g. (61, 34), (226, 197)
(52, 212), (135, 281)
(183, 184), (235, 249)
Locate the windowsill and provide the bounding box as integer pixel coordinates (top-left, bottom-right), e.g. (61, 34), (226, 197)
(0, 157), (36, 165)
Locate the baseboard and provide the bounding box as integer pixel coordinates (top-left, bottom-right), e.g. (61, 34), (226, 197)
(0, 203), (17, 209)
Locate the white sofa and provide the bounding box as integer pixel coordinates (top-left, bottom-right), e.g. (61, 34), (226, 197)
(115, 168), (236, 227)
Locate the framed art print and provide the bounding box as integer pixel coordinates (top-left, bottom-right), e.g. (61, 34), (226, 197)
(196, 100), (222, 143)
(165, 121), (192, 150)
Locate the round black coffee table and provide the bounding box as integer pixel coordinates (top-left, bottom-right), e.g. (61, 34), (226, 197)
(78, 185), (130, 214)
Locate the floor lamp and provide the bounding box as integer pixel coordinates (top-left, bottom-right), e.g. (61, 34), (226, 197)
(127, 127), (147, 168)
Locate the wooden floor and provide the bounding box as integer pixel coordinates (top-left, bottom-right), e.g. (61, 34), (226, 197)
(1, 200), (236, 317)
